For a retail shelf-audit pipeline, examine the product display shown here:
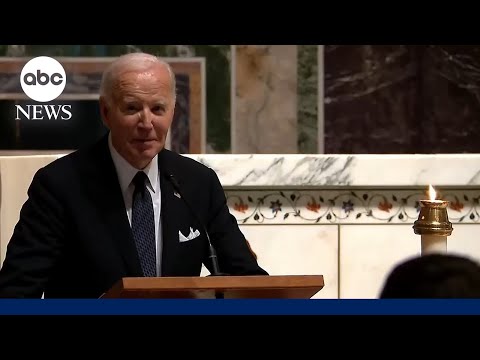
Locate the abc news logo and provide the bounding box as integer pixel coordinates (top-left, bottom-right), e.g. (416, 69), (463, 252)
(15, 56), (72, 120)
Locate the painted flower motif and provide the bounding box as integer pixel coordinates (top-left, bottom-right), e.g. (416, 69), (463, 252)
(307, 199), (321, 212)
(234, 202), (249, 213)
(270, 199), (282, 214)
(378, 199), (393, 212)
(449, 199), (464, 212)
(342, 200), (354, 214)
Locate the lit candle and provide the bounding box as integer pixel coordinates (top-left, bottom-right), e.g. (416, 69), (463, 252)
(413, 185), (453, 255)
(424, 184), (443, 205)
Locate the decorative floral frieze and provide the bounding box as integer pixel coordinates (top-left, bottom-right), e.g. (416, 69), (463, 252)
(225, 189), (480, 224)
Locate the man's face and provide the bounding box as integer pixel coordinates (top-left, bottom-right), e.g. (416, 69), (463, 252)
(100, 64), (175, 169)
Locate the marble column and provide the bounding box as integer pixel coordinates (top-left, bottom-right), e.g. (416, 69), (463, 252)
(233, 45), (298, 154)
(298, 45), (319, 154)
(420, 45), (480, 153)
(323, 45), (421, 154)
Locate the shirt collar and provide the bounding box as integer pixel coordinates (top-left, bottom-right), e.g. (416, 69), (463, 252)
(108, 133), (158, 193)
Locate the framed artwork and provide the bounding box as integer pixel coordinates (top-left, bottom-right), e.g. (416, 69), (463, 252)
(0, 57), (206, 153)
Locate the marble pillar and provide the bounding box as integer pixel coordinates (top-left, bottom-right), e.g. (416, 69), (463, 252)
(323, 45), (480, 155)
(233, 45), (298, 153)
(323, 45), (421, 154)
(421, 45), (480, 153)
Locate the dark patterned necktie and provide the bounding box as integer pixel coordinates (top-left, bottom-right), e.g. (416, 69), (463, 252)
(131, 171), (157, 277)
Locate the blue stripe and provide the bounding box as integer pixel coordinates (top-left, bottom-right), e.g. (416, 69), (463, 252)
(0, 299), (480, 315)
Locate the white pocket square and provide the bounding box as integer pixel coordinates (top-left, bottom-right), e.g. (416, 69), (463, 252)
(179, 227), (201, 242)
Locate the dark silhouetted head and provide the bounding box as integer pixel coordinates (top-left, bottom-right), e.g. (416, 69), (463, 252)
(379, 253), (480, 298)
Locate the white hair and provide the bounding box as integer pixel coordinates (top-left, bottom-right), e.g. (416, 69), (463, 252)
(99, 52), (176, 103)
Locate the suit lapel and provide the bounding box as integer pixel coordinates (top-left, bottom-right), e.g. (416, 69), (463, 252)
(158, 150), (186, 275)
(86, 136), (143, 276)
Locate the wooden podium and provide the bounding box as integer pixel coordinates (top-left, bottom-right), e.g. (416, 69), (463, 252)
(101, 275), (324, 299)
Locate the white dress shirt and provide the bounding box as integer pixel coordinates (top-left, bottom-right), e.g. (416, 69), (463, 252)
(108, 134), (162, 276)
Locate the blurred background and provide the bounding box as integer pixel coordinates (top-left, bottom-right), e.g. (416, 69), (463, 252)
(1, 44), (479, 154)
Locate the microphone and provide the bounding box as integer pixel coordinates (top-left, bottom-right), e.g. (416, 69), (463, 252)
(166, 174), (227, 276)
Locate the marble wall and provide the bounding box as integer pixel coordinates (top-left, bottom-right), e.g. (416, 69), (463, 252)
(189, 152), (480, 299)
(0, 44), (479, 154)
(324, 45), (420, 154)
(324, 45), (480, 154)
(421, 45), (480, 153)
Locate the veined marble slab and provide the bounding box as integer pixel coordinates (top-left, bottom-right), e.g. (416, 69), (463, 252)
(1, 152), (480, 188)
(185, 154), (480, 188)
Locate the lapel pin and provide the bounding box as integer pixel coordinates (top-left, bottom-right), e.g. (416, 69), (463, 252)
(174, 191), (181, 198)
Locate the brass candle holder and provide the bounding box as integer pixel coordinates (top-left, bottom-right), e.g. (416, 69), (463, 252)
(413, 185), (453, 254)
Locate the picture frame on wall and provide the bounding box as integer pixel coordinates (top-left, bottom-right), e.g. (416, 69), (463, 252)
(0, 57), (206, 153)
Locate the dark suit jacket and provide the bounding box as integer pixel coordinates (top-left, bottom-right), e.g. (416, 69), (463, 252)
(0, 134), (268, 298)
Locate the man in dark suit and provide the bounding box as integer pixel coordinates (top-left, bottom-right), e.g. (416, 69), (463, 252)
(0, 52), (268, 298)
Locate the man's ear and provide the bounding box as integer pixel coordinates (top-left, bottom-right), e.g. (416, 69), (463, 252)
(99, 96), (110, 128)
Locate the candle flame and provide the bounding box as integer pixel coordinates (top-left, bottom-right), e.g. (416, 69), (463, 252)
(428, 184), (437, 201)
